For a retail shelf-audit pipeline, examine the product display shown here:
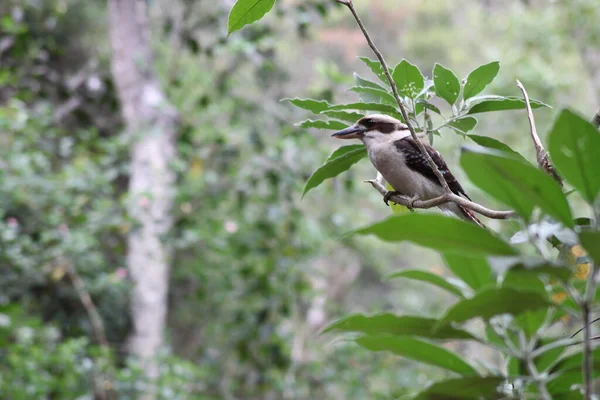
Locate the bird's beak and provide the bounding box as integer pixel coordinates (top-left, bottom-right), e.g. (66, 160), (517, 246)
(331, 125), (365, 139)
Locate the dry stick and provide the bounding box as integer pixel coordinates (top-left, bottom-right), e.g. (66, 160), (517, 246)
(516, 80), (562, 185)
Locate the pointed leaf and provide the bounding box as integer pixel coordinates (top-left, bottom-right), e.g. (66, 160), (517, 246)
(447, 117), (478, 135)
(392, 59), (425, 98)
(548, 109), (600, 204)
(355, 335), (478, 375)
(320, 110), (364, 123)
(325, 102), (402, 120)
(437, 287), (551, 327)
(467, 96), (549, 114)
(387, 269), (465, 297)
(358, 57), (389, 84)
(442, 254), (493, 290)
(322, 313), (475, 340)
(326, 144), (365, 162)
(298, 119), (348, 130)
(284, 98), (330, 114)
(302, 146), (367, 197)
(433, 63), (461, 105)
(462, 62), (500, 101)
(461, 146), (573, 227)
(579, 230), (600, 265)
(227, 0), (276, 34)
(354, 73), (388, 91)
(416, 100), (442, 115)
(348, 86), (396, 104)
(354, 214), (517, 256)
(467, 135), (528, 163)
(411, 376), (506, 400)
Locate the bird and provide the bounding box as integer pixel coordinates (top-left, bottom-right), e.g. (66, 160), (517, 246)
(331, 113), (484, 227)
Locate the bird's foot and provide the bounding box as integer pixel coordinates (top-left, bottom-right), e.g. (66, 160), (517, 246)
(383, 191), (403, 206)
(406, 194), (420, 212)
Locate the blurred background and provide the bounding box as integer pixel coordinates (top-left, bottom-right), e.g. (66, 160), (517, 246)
(0, 0), (599, 398)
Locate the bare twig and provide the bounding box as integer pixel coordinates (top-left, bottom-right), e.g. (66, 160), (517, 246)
(336, 0), (451, 193)
(364, 178), (515, 219)
(516, 80), (562, 185)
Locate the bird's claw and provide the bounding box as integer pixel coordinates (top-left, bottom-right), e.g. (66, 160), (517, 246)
(383, 191), (403, 206)
(407, 194), (420, 212)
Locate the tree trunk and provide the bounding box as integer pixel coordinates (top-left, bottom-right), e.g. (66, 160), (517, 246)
(107, 0), (178, 390)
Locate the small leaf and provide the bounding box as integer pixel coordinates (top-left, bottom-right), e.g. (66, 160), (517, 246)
(433, 63), (461, 105)
(579, 230), (600, 265)
(467, 96), (549, 114)
(461, 146), (573, 227)
(325, 102), (402, 120)
(548, 109), (600, 204)
(392, 59), (425, 98)
(442, 254), (493, 290)
(322, 313), (475, 339)
(354, 73), (387, 91)
(358, 57), (389, 84)
(320, 110), (364, 123)
(411, 376), (506, 400)
(386, 269), (465, 297)
(302, 146), (367, 197)
(467, 135), (528, 163)
(348, 86), (396, 105)
(353, 214), (517, 256)
(355, 335), (478, 375)
(298, 119), (348, 130)
(437, 287), (551, 327)
(462, 62), (500, 101)
(227, 0), (276, 34)
(447, 117), (478, 135)
(284, 98), (330, 114)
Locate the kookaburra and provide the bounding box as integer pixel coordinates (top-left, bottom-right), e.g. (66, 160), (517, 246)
(332, 114), (483, 226)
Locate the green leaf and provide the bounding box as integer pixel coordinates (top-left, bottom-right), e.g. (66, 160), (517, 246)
(302, 146), (367, 197)
(325, 102), (402, 120)
(348, 86), (396, 105)
(467, 96), (549, 114)
(325, 144), (365, 162)
(579, 230), (600, 264)
(437, 287), (551, 327)
(320, 110), (364, 123)
(284, 98), (330, 114)
(322, 313), (475, 340)
(355, 335), (478, 375)
(392, 59), (425, 98)
(462, 62), (500, 101)
(386, 269), (465, 297)
(433, 63), (461, 105)
(548, 348), (600, 394)
(442, 254), (493, 290)
(354, 73), (388, 91)
(411, 376), (506, 400)
(535, 340), (565, 372)
(461, 147), (573, 227)
(227, 0), (276, 34)
(467, 135), (528, 163)
(354, 214), (517, 256)
(447, 117), (478, 135)
(358, 57), (389, 84)
(298, 119), (348, 130)
(416, 100), (442, 115)
(548, 109), (600, 204)
(503, 270), (548, 337)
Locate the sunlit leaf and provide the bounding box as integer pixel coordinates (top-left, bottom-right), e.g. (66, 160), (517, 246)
(433, 63), (460, 105)
(462, 61), (500, 101)
(467, 96), (549, 114)
(284, 98), (330, 114)
(410, 376), (506, 400)
(442, 254), (493, 290)
(298, 119), (348, 130)
(548, 109), (600, 204)
(387, 269), (465, 297)
(355, 335), (478, 375)
(353, 214), (517, 256)
(227, 0), (276, 34)
(302, 146), (367, 197)
(461, 146), (573, 227)
(392, 59), (424, 98)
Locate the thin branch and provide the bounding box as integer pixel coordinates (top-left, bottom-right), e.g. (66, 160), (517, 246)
(337, 0), (451, 193)
(516, 80), (563, 185)
(364, 178), (515, 219)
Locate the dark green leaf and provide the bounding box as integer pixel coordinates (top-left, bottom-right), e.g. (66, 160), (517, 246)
(227, 0), (276, 34)
(320, 110), (364, 123)
(326, 144), (365, 162)
(387, 269), (465, 297)
(325, 102), (402, 120)
(535, 341), (565, 372)
(353, 214), (517, 256)
(322, 313), (476, 339)
(348, 86), (396, 104)
(284, 98), (330, 114)
(467, 135), (528, 163)
(416, 100), (442, 115)
(354, 73), (388, 91)
(548, 109), (600, 203)
(298, 119), (348, 130)
(442, 254), (493, 290)
(462, 62), (500, 101)
(433, 63), (461, 105)
(461, 147), (573, 227)
(302, 146), (367, 197)
(467, 96), (549, 114)
(411, 376), (506, 400)
(503, 267), (548, 337)
(437, 287), (551, 327)
(355, 335), (477, 375)
(392, 59), (425, 98)
(548, 348), (600, 394)
(579, 230), (600, 265)
(358, 57), (389, 84)
(447, 117), (478, 135)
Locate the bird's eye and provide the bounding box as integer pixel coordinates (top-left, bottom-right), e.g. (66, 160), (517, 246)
(363, 119), (374, 127)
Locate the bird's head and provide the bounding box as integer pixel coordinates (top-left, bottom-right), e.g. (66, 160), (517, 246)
(331, 114), (408, 142)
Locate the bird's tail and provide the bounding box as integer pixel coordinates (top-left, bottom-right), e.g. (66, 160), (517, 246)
(457, 205), (487, 229)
